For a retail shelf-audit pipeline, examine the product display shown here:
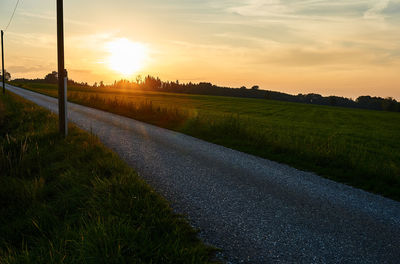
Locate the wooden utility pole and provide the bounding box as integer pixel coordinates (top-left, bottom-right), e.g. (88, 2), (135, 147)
(57, 0), (67, 136)
(1, 30), (5, 94)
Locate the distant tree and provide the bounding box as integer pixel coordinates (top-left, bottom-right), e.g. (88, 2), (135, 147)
(93, 82), (98, 88)
(99, 81), (104, 88)
(329, 96), (337, 106)
(251, 85), (259, 90)
(44, 71), (58, 83)
(355, 96), (400, 111)
(199, 82), (212, 89)
(0, 70), (11, 81)
(240, 86), (247, 90)
(381, 97), (398, 111)
(144, 75), (162, 89)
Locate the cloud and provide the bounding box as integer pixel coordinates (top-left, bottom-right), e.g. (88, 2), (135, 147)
(8, 65), (48, 74)
(7, 32), (55, 48)
(18, 11), (54, 21)
(225, 0), (368, 19)
(264, 48), (377, 67)
(364, 0), (391, 19)
(69, 69), (93, 75)
(68, 32), (117, 49)
(227, 0), (290, 17)
(19, 10), (92, 26)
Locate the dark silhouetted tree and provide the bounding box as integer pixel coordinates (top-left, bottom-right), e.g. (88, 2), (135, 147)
(44, 71), (58, 83)
(0, 70), (11, 81)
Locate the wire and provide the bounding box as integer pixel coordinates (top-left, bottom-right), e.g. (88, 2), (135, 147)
(4, 0), (22, 32)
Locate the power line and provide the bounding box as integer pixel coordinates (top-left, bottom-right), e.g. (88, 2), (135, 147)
(4, 0), (22, 32)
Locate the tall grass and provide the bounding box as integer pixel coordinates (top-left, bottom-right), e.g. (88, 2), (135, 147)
(10, 81), (400, 201)
(69, 92), (189, 129)
(0, 93), (216, 263)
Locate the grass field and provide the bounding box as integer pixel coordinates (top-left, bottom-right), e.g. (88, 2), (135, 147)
(11, 81), (400, 201)
(0, 92), (216, 263)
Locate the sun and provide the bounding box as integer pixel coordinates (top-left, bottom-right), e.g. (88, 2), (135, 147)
(106, 38), (147, 76)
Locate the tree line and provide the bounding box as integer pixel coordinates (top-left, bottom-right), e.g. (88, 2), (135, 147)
(12, 72), (400, 112)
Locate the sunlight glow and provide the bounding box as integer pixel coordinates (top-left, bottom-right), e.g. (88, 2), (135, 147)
(107, 38), (147, 76)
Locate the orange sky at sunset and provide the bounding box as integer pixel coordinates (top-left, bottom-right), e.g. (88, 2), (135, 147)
(1, 0), (399, 99)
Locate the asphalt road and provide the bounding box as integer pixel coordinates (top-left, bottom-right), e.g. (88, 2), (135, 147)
(4, 84), (400, 263)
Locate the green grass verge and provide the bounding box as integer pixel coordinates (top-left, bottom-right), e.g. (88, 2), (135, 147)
(10, 81), (400, 201)
(0, 92), (216, 263)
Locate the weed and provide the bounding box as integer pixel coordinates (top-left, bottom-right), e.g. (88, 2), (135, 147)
(0, 93), (217, 263)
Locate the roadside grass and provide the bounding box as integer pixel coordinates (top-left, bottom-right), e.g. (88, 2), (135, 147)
(11, 81), (400, 201)
(0, 92), (216, 263)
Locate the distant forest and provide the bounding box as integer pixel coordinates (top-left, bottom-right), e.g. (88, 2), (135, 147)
(13, 72), (400, 112)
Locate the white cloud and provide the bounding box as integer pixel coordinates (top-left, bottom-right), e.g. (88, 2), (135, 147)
(7, 32), (55, 48)
(364, 0), (391, 19)
(19, 10), (92, 26)
(227, 0), (290, 17)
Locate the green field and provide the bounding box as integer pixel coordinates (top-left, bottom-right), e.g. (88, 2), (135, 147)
(0, 92), (216, 263)
(11, 81), (400, 201)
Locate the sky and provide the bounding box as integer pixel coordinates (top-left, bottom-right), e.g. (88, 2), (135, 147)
(0, 0), (399, 99)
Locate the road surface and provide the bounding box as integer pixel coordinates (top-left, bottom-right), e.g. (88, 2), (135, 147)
(4, 84), (400, 263)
